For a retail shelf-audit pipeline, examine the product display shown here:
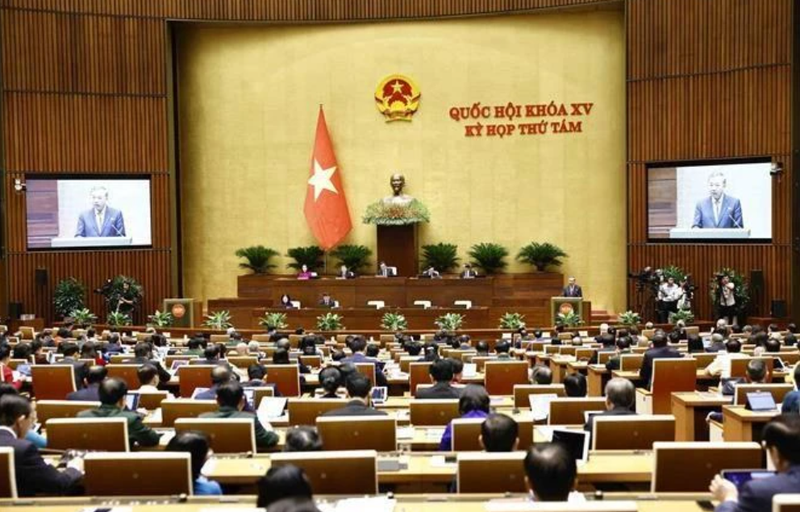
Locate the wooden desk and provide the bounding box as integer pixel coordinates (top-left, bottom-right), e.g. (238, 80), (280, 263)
(722, 405), (778, 442)
(587, 365), (610, 396)
(671, 392), (731, 441)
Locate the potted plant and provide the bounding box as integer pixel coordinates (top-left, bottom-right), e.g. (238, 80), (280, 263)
(555, 311), (583, 328)
(435, 313), (465, 331)
(517, 242), (568, 271)
(98, 275), (144, 314)
(316, 312), (344, 331)
(329, 244), (373, 274)
(259, 312), (288, 330)
(617, 310), (641, 328)
(54, 277), (86, 319)
(499, 312), (526, 330)
(420, 243), (460, 273)
(106, 311), (131, 327)
(381, 312), (408, 331)
(468, 242), (509, 275)
(235, 245), (280, 274)
(286, 246), (325, 272)
(147, 309), (174, 328)
(70, 308), (97, 328)
(669, 308), (695, 325)
(203, 310), (233, 330)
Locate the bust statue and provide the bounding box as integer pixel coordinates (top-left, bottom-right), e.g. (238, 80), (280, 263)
(382, 173), (414, 206)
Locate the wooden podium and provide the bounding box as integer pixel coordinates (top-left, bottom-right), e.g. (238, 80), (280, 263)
(376, 224), (418, 277)
(550, 296), (591, 326)
(163, 298), (203, 328)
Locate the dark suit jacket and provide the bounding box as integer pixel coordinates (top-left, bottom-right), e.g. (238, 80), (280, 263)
(320, 399), (387, 417)
(590, 348), (616, 365)
(0, 429), (82, 496)
(415, 382), (462, 399)
(130, 357), (171, 383)
(605, 350), (632, 372)
(583, 407), (636, 435)
(342, 353), (387, 386)
(693, 195), (743, 229)
(75, 206), (126, 237)
(66, 384), (100, 402)
(716, 465), (800, 512)
(563, 285), (583, 297)
(640, 346), (683, 389)
(61, 357), (88, 390)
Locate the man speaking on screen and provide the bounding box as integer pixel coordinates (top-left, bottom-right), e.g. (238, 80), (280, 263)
(691, 171), (743, 229)
(75, 186), (126, 237)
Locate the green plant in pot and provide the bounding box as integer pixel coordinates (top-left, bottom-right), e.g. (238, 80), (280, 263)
(70, 308), (97, 328)
(499, 312), (526, 330)
(259, 312), (288, 330)
(555, 311), (583, 327)
(54, 277), (86, 319)
(435, 313), (465, 331)
(517, 242), (568, 271)
(148, 309), (174, 328)
(381, 312), (408, 331)
(235, 245), (279, 274)
(468, 242), (509, 275)
(669, 308), (695, 325)
(100, 275), (143, 315)
(617, 311), (641, 328)
(203, 310), (233, 330)
(286, 246), (325, 272)
(107, 311), (131, 327)
(329, 244), (372, 274)
(316, 312), (344, 331)
(421, 243), (459, 273)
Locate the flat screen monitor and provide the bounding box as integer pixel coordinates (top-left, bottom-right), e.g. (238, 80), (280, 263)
(25, 176), (152, 250)
(647, 160), (772, 242)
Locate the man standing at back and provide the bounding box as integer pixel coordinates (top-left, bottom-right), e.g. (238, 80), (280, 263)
(562, 277), (582, 298)
(640, 332), (682, 389)
(77, 378), (160, 448)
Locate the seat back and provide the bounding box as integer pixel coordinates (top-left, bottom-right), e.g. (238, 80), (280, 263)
(137, 391), (171, 410)
(84, 452), (192, 496)
(287, 399), (347, 426)
(106, 364), (142, 390)
(0, 447), (17, 498)
(652, 442), (763, 492)
(317, 416), (397, 451)
(452, 416), (533, 451)
(651, 358), (697, 414)
(270, 450), (377, 495)
(299, 355), (322, 369)
(174, 418), (256, 454)
(773, 495), (800, 512)
(226, 356), (259, 369)
(620, 354), (644, 371)
(160, 399), (218, 427)
(252, 387), (275, 408)
(177, 365), (216, 398)
(354, 363), (377, 386)
(512, 384), (566, 409)
(592, 415), (676, 450)
(46, 417), (129, 452)
(692, 353), (717, 369)
(409, 399), (460, 426)
(409, 362), (432, 394)
(733, 383), (794, 406)
(31, 365), (76, 400)
(264, 364), (301, 397)
(548, 397), (607, 425)
(165, 355), (198, 368)
(457, 452), (527, 493)
(36, 400), (99, 423)
(472, 356), (497, 372)
(731, 357), (775, 383)
(484, 361), (529, 395)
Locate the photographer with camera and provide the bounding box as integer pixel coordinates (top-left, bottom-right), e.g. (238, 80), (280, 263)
(716, 274), (737, 325)
(657, 276), (682, 324)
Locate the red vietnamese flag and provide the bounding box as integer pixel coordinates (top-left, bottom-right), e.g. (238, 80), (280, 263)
(303, 107), (352, 250)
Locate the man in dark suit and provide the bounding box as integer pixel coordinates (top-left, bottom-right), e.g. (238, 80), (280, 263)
(337, 265), (355, 279)
(562, 277), (583, 297)
(77, 378), (160, 448)
(584, 378), (636, 435)
(692, 171), (743, 229)
(710, 414), (800, 512)
(639, 332), (683, 389)
(342, 336), (387, 387)
(60, 343), (88, 390)
(321, 373), (387, 417)
(605, 337), (633, 371)
(129, 342), (171, 383)
(74, 186), (126, 238)
(200, 382), (278, 449)
(415, 359), (462, 399)
(195, 365), (234, 401)
(0, 395), (84, 496)
(66, 366), (107, 401)
(318, 293), (336, 308)
(590, 334), (617, 365)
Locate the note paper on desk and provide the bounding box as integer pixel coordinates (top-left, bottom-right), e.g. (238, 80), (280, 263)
(331, 497), (395, 512)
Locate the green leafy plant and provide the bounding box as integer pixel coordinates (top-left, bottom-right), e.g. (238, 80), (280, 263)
(147, 309), (174, 328)
(555, 311), (583, 327)
(106, 311), (131, 327)
(316, 312), (345, 331)
(70, 308), (97, 328)
(235, 245), (280, 274)
(661, 265), (688, 282)
(435, 313), (465, 331)
(54, 278), (86, 319)
(420, 243), (460, 273)
(381, 312), (408, 331)
(710, 268), (750, 317)
(362, 199), (431, 225)
(259, 312), (288, 330)
(203, 310), (233, 330)
(329, 245), (372, 273)
(617, 310), (641, 328)
(499, 312), (526, 330)
(669, 308), (695, 325)
(517, 242), (568, 271)
(286, 246), (325, 272)
(468, 242), (509, 275)
(99, 275), (144, 314)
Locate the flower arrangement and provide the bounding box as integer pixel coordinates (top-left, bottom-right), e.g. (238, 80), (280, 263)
(362, 199), (431, 225)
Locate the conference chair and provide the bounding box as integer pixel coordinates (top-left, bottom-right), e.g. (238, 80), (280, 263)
(160, 399), (218, 427)
(5, 359), (27, 371)
(731, 357), (775, 383)
(31, 365), (76, 400)
(409, 362), (432, 395)
(299, 354), (322, 369)
(109, 354), (132, 364)
(270, 450), (377, 495)
(636, 358), (696, 414)
(591, 415), (676, 450)
(18, 327), (34, 340)
(177, 364), (216, 398)
(137, 391), (171, 410)
(619, 354), (644, 372)
(691, 353), (717, 370)
(548, 397), (606, 425)
(316, 416), (397, 451)
(652, 442), (763, 492)
(226, 356), (259, 369)
(46, 417), (129, 452)
(36, 400), (99, 423)
(773, 495), (800, 512)
(287, 398), (346, 426)
(165, 355), (198, 368)
(209, 334), (227, 344)
(0, 447), (16, 498)
(485, 361), (529, 395)
(512, 384), (566, 409)
(264, 364), (301, 397)
(84, 452), (193, 496)
(471, 356), (497, 372)
(106, 364), (142, 390)
(409, 399), (460, 426)
(251, 386), (275, 408)
(452, 416), (533, 451)
(597, 351), (615, 365)
(456, 452), (527, 493)
(174, 418), (256, 454)
(733, 383), (794, 406)
(355, 362), (377, 386)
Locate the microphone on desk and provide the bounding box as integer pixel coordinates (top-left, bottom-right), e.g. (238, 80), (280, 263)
(728, 212), (742, 229)
(110, 220), (126, 237)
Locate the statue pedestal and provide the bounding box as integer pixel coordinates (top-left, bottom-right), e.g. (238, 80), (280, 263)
(377, 224), (418, 277)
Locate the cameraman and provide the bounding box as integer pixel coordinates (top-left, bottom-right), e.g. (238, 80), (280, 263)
(717, 275), (737, 325)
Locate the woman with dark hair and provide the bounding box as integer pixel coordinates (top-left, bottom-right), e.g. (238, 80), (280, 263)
(166, 431), (222, 495)
(279, 294), (294, 309)
(318, 367), (343, 399)
(283, 426), (323, 452)
(257, 464), (313, 509)
(438, 385), (490, 451)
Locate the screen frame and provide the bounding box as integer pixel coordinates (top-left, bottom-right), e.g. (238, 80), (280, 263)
(24, 173), (155, 252)
(645, 157), (774, 244)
